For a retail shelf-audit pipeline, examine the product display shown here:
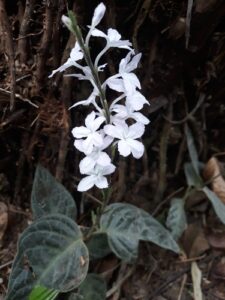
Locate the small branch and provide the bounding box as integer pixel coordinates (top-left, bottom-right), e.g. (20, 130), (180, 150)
(186, 0), (194, 49)
(154, 101), (173, 203)
(55, 106), (70, 182)
(0, 260), (13, 270)
(0, 88), (39, 108)
(0, 0), (16, 110)
(36, 0), (56, 90)
(163, 94), (205, 125)
(18, 0), (37, 63)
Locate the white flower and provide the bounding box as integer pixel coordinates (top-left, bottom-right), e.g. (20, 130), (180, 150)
(119, 51), (142, 74)
(107, 77), (149, 111)
(61, 15), (72, 30)
(91, 28), (133, 50)
(91, 3), (106, 28)
(104, 122), (145, 158)
(77, 163), (116, 191)
(49, 43), (83, 78)
(70, 88), (99, 109)
(85, 3), (106, 46)
(107, 51), (142, 95)
(76, 135), (113, 174)
(112, 104), (150, 125)
(72, 111), (105, 154)
(126, 91), (149, 111)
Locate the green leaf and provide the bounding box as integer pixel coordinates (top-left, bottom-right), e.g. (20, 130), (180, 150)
(202, 187), (225, 225)
(29, 286), (59, 300)
(166, 198), (187, 240)
(185, 125), (200, 175)
(100, 203), (180, 262)
(184, 163), (203, 188)
(78, 274), (106, 300)
(5, 258), (35, 300)
(86, 233), (111, 260)
(31, 165), (77, 220)
(6, 214), (89, 300)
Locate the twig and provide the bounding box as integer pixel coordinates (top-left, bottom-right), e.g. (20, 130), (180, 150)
(73, 181), (103, 205)
(154, 101), (173, 203)
(115, 159), (126, 202)
(149, 267), (189, 299)
(152, 186), (184, 216)
(0, 0), (16, 110)
(186, 0), (194, 49)
(0, 109), (26, 128)
(0, 88), (39, 108)
(163, 94), (205, 125)
(177, 274), (187, 300)
(106, 264), (135, 298)
(0, 260), (13, 270)
(55, 106), (69, 182)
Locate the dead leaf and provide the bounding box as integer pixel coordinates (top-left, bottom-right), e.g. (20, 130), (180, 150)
(206, 230), (225, 250)
(0, 202), (8, 242)
(203, 157), (225, 204)
(191, 261), (203, 300)
(182, 223), (210, 258)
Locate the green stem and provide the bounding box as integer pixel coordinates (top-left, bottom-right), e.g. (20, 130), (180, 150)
(68, 11), (110, 123)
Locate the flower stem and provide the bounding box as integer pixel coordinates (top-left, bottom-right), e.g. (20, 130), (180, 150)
(68, 11), (110, 123)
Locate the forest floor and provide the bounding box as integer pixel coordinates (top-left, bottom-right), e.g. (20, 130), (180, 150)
(1, 0), (225, 299)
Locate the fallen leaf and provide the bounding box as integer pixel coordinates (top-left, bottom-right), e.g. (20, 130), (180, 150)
(191, 262), (203, 300)
(0, 202), (8, 242)
(203, 157), (225, 204)
(206, 230), (225, 250)
(182, 223), (209, 258)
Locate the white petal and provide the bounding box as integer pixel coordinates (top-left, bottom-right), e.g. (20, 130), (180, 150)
(112, 105), (128, 118)
(110, 40), (133, 50)
(74, 139), (85, 153)
(77, 175), (96, 192)
(92, 116), (105, 131)
(104, 124), (123, 139)
(70, 43), (84, 61)
(48, 60), (72, 77)
(82, 135), (94, 154)
(123, 73), (141, 94)
(128, 123), (145, 139)
(126, 92), (149, 111)
(91, 28), (107, 38)
(119, 52), (132, 73)
(69, 99), (90, 109)
(107, 78), (124, 92)
(95, 176), (108, 189)
(127, 139), (144, 159)
(79, 156), (96, 174)
(92, 132), (103, 147)
(107, 28), (121, 42)
(97, 152), (111, 166)
(91, 3), (106, 27)
(72, 126), (90, 138)
(126, 53), (142, 73)
(101, 136), (113, 150)
(98, 63), (107, 71)
(62, 15), (72, 29)
(118, 140), (131, 157)
(101, 163), (116, 175)
(85, 111), (96, 128)
(132, 112), (150, 125)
